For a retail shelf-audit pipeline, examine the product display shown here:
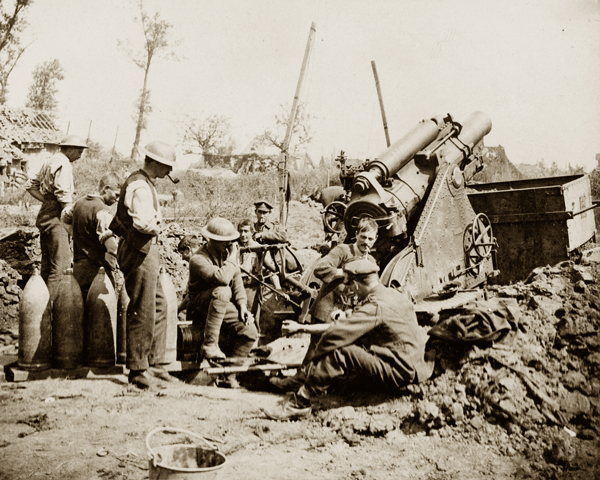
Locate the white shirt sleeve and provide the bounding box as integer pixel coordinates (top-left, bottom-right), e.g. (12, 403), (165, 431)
(123, 179), (161, 235)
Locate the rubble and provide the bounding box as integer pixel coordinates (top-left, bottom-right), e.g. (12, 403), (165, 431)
(0, 259), (23, 330)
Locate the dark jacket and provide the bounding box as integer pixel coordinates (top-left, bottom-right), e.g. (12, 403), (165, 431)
(312, 283), (434, 383)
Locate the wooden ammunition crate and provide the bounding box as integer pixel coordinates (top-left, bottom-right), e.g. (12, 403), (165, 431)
(467, 174), (597, 284)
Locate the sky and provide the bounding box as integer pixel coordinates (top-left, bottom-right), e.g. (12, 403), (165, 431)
(5, 0), (600, 171)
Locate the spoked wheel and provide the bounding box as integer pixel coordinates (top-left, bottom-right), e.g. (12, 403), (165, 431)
(322, 201), (347, 235)
(464, 213), (494, 275)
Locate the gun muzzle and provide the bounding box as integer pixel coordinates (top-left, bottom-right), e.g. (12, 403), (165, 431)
(167, 174), (180, 184)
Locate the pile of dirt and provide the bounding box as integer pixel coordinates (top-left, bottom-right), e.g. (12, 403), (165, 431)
(0, 228), (42, 330)
(306, 258), (600, 479)
(158, 222), (201, 300)
(0, 259), (23, 331)
(0, 228), (40, 280)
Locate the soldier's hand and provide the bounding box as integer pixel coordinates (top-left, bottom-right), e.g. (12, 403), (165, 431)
(281, 320), (300, 336)
(239, 304), (254, 325)
(227, 242), (239, 263)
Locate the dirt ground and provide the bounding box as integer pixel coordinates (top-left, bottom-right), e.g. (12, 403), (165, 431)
(1, 200), (599, 480)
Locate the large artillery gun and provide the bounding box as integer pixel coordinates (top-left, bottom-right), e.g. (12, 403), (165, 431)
(321, 111), (497, 306)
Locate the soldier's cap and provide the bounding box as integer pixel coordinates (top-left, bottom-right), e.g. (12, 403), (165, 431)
(343, 259), (379, 280)
(254, 200), (273, 212)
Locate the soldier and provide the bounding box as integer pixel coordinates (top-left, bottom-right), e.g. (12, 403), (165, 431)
(253, 200), (287, 244)
(187, 217), (258, 388)
(25, 135), (88, 293)
(61, 172), (123, 301)
(253, 199), (300, 273)
(263, 259), (434, 420)
(176, 235), (202, 314)
(310, 185), (345, 208)
(111, 141), (178, 389)
(270, 217), (379, 392)
(238, 219), (281, 290)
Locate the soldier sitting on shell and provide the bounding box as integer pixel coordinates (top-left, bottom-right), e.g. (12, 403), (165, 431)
(186, 217), (259, 388)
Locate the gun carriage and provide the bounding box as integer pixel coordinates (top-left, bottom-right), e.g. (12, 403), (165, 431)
(320, 111), (497, 307)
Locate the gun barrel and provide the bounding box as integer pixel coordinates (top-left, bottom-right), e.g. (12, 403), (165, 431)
(457, 111), (492, 146)
(344, 112), (492, 239)
(239, 243), (288, 253)
(354, 117), (441, 194)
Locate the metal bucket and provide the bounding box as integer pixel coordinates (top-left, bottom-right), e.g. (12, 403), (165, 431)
(146, 427), (227, 479)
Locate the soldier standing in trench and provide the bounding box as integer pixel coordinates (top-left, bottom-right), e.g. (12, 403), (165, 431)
(263, 259), (435, 420)
(25, 135), (88, 295)
(111, 141), (178, 389)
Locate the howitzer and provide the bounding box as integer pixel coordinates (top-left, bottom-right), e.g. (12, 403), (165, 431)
(322, 111), (497, 304)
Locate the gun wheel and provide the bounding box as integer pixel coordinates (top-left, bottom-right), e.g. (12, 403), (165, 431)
(464, 214), (494, 276)
(472, 213), (493, 258)
(322, 201), (346, 235)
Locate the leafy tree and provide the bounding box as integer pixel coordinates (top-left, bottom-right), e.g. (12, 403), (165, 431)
(0, 0), (33, 104)
(567, 163), (586, 175)
(181, 114), (235, 155)
(255, 101), (313, 155)
(120, 0), (177, 160)
(25, 58), (64, 119)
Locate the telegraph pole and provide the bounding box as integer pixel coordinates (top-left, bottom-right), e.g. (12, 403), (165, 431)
(371, 61), (390, 147)
(280, 22), (316, 226)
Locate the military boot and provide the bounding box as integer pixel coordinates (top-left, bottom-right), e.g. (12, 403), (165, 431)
(200, 299), (227, 360)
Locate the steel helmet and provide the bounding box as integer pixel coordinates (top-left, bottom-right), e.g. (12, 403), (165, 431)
(201, 217), (240, 242)
(139, 141), (176, 167)
(59, 135), (88, 149)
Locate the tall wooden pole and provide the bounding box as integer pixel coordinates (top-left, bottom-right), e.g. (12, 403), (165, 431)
(371, 61), (390, 147)
(111, 126), (119, 162)
(280, 22), (316, 226)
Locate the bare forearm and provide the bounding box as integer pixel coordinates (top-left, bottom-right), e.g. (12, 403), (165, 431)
(26, 188), (45, 202)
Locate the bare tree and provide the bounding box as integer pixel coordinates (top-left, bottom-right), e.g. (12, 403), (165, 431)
(0, 0), (33, 104)
(120, 0), (177, 160)
(181, 114), (235, 155)
(255, 102), (313, 155)
(25, 58), (64, 119)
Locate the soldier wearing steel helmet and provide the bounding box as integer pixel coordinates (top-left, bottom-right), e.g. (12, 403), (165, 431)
(111, 141), (178, 389)
(186, 217), (258, 388)
(26, 135), (88, 293)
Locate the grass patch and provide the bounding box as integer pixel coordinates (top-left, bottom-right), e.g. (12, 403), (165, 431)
(3, 148), (340, 229)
